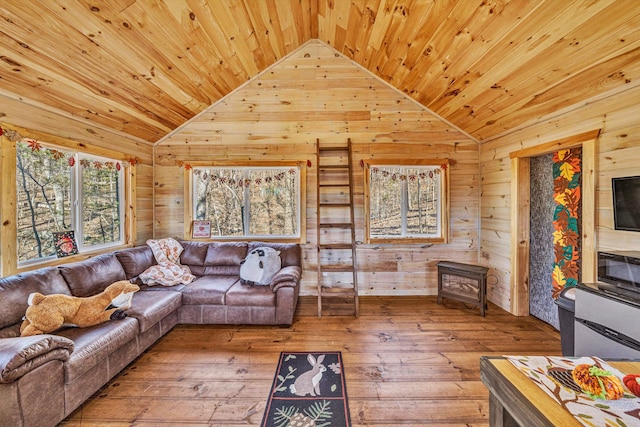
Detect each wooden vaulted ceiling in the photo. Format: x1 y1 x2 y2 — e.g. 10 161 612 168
0 0 639 144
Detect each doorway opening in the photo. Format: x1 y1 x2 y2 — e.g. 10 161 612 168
509 130 599 317
529 148 582 328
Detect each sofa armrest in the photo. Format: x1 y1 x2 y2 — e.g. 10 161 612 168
0 335 74 383
270 265 302 292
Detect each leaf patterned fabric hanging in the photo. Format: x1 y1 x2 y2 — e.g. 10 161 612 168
551 147 582 298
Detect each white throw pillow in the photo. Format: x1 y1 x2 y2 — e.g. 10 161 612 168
240 247 282 285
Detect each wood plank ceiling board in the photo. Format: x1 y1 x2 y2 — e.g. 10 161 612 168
0 0 313 142
0 0 638 143
456 1 640 139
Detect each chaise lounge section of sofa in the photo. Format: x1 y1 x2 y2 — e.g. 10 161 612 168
0 240 301 427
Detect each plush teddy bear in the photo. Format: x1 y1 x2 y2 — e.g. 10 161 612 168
20 280 140 337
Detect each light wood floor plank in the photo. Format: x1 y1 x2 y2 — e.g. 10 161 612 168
61 296 562 425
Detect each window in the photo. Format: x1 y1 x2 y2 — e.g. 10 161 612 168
364 160 449 244
16 141 124 263
192 165 303 239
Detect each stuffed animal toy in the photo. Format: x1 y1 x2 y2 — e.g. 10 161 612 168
20 280 140 337
240 247 282 285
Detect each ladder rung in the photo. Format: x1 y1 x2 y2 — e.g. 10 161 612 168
319 202 350 207
319 183 349 188
318 243 353 250
320 288 357 297
321 265 354 272
319 146 348 151
319 222 353 229
319 165 348 169
316 138 358 318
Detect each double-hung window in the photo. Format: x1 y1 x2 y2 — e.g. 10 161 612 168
16 141 125 264
363 160 449 244
191 163 305 240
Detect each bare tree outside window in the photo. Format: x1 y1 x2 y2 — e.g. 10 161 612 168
81 160 121 247
194 169 243 236
16 143 123 264
406 167 440 235
369 166 402 236
369 165 442 238
16 143 71 261
193 167 299 238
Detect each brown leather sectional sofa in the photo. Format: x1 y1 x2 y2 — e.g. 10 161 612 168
0 240 301 427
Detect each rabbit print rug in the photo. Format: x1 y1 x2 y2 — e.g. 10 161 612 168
261 351 351 427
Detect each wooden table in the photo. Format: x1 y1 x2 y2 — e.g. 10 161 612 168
480 356 640 426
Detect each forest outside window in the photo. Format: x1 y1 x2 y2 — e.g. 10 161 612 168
17 142 124 264
192 165 303 240
364 160 449 244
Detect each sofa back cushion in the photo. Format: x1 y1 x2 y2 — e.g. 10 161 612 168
115 246 156 279
205 242 247 266
179 241 210 266
59 253 126 297
179 241 247 276
0 267 71 330
248 242 301 267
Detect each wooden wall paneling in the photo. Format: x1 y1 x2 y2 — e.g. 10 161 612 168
581 138 597 283
182 168 193 240
507 131 598 316
124 163 137 247
154 40 479 297
154 165 186 239
0 133 17 276
510 157 530 317
481 83 640 314
0 119 154 275
0 94 155 164
135 163 155 245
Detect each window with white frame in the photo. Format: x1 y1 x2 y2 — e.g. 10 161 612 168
364 161 448 243
16 141 124 263
192 166 301 239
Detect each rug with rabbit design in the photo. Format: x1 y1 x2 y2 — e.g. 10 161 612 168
261 351 351 427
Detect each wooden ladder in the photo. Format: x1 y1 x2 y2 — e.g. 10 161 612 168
316 138 359 317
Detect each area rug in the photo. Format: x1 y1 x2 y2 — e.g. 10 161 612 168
261 351 351 427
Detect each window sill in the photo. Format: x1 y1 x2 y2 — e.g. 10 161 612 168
188 236 304 244
364 237 447 245
17 243 133 274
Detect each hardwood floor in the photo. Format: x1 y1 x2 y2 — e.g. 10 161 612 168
61 296 562 426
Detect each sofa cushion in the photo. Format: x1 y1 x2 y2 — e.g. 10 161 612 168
201 265 241 276
0 325 20 339
248 242 301 267
57 317 138 383
204 242 247 266
0 268 71 330
0 335 74 383
59 253 127 297
125 290 182 333
179 241 209 266
180 276 240 305
225 282 277 307
181 242 247 276
115 246 156 279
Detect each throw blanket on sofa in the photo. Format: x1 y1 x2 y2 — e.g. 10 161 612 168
139 238 195 287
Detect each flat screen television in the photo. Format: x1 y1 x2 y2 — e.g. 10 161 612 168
612 175 640 232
